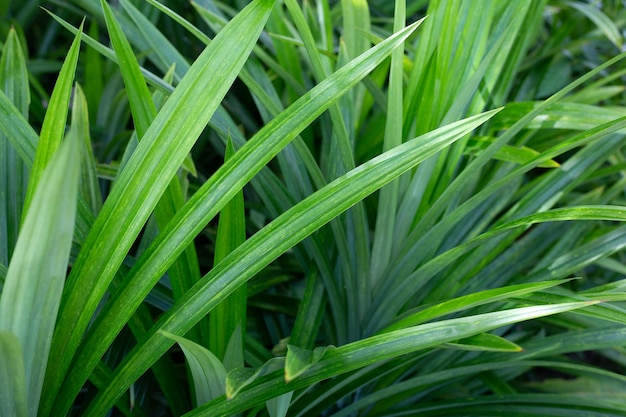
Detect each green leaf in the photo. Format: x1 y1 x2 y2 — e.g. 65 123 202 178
389 394 626 416
382 280 571 333
331 305 626 416
402 51 626 274
159 331 227 406
443 333 523 352
526 375 626 398
226 357 285 400
210 138 247 361
223 326 244 372
101 0 203 347
86 106 495 415
289 268 326 349
72 83 102 215
0 125 80 417
68 18 423 416
120 0 189 82
370 200 626 332
0 332 27 417
101 0 156 139
341 0 371 61
0 27 30 265
266 391 294 417
567 1 623 50
44 9 174 95
370 0 407 286
0 83 95 247
22 23 82 216
466 136 560 168
297 305 591 382
492 102 626 133
0 88 37 166
45 1 275 415
282 0 398 339
285 344 336 382
515 288 626 327
84 21 103 126
189 303 595 416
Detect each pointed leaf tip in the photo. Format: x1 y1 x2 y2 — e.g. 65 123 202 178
285 345 335 382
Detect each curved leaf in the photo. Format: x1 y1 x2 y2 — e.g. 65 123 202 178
160 331 227 406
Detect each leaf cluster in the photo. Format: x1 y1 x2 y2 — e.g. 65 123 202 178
1 0 626 416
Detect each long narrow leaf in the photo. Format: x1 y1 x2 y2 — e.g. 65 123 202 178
22 24 82 216
0 125 80 417
0 332 27 417
210 138 246 362
0 27 30 265
101 0 203 343
63 19 422 417
83 109 497 416
160 331 227 406
193 303 595 416
45 2 275 415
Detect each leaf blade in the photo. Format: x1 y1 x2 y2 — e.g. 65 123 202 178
22 24 82 216
0 125 80 417
47 1 276 414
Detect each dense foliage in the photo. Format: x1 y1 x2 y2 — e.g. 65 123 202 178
1 0 626 416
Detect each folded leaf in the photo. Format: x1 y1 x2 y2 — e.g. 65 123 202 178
285 344 335 382
226 358 286 399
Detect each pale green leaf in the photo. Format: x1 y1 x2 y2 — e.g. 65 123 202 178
266 391 294 417
226 357 285 399
223 325 244 372
0 127 80 417
160 331 227 406
285 344 336 382
0 332 27 417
